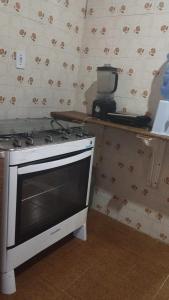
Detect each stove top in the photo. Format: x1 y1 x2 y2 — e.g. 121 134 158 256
0 118 90 151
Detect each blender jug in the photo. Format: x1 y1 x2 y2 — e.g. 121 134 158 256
97 65 118 96
92 65 118 119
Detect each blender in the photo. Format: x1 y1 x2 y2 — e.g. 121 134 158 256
92 64 118 119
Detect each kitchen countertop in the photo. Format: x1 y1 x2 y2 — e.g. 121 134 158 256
51 111 169 141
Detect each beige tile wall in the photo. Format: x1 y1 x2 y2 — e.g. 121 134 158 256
78 0 169 118
82 0 169 243
0 0 86 118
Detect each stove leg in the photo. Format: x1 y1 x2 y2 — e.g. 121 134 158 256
1 270 16 295
74 223 87 241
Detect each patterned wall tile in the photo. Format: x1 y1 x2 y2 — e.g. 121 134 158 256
78 0 169 116
0 0 86 118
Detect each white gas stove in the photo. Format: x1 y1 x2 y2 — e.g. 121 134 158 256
0 118 95 295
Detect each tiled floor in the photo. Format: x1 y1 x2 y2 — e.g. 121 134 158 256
1 210 169 299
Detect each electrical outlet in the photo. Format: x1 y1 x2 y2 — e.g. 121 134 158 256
16 51 26 69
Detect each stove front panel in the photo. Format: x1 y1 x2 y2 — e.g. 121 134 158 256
9 138 95 165
7 147 94 247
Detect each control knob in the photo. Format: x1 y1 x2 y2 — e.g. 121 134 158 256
13 138 22 148
45 135 53 143
25 137 34 146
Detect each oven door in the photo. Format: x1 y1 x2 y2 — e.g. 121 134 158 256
7 149 93 247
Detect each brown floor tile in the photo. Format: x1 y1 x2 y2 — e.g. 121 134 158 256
117 261 168 300
66 268 115 300
153 275 169 300
88 211 158 252
1 210 169 300
0 275 73 300
66 256 168 300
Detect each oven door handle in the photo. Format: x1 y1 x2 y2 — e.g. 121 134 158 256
18 150 93 175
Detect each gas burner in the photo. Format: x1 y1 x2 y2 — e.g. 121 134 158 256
0 118 90 150
61 134 69 140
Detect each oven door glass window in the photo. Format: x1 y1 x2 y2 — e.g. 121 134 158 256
16 157 90 244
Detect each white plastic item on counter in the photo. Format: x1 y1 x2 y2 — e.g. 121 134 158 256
161 53 169 101
152 100 169 136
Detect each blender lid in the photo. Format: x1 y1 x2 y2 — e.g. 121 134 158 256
97 65 118 72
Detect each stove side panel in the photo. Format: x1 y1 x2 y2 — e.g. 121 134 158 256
0 155 4 220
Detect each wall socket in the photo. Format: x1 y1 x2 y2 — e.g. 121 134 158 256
16 51 26 69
